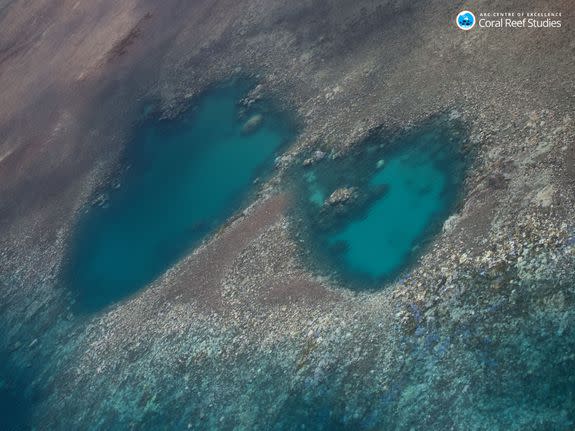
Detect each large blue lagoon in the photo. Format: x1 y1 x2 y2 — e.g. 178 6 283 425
63 79 295 311
293 118 468 285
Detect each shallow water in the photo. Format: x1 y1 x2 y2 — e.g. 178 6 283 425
294 119 467 284
2 103 574 430
63 79 295 311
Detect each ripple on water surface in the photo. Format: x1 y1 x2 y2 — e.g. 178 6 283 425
63 79 296 312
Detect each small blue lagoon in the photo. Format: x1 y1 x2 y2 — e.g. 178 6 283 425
63 79 295 311
293 118 468 285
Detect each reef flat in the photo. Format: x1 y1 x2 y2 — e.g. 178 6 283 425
0 0 573 429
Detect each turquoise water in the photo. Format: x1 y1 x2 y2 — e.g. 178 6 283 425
4 107 575 430
331 134 451 277
63 79 295 311
294 119 467 284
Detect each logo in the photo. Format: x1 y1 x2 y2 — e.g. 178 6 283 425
456 10 476 30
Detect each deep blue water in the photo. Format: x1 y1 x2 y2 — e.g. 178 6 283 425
293 118 467 285
0 375 28 431
62 79 295 312
0 363 30 431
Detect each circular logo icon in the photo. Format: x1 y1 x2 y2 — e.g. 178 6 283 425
456 10 476 30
